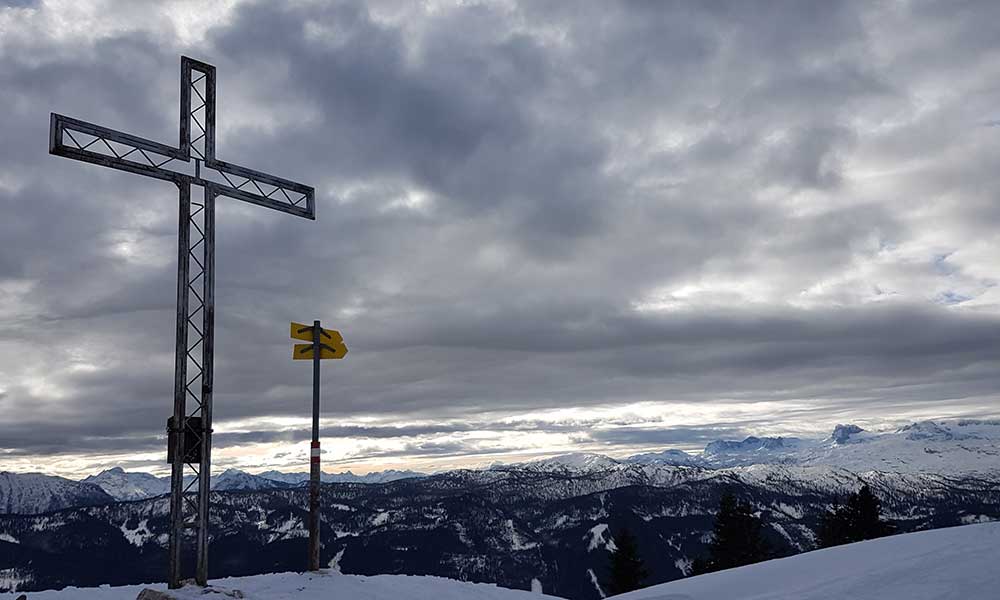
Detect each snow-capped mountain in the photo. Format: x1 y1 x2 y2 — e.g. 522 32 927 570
517 453 624 472
4 420 996 515
699 435 803 467
83 467 171 501
2 456 997 598
257 469 426 485
1 419 997 597
14 467 427 507
777 419 1000 474
618 521 1000 600
0 471 112 515
212 469 293 492
625 449 695 466
613 419 1000 474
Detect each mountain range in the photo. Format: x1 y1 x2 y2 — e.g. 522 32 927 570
0 419 997 598
3 419 999 514
0 466 428 514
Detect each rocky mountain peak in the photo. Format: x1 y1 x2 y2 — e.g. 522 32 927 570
831 424 864 444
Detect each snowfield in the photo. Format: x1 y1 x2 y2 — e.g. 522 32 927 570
0 571 563 599
617 521 1000 600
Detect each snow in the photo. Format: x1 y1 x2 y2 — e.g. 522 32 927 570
524 453 621 471
0 569 30 594
0 471 112 514
506 519 538 550
586 568 606 599
617 419 1000 475
617 522 1000 600
496 420 1000 480
266 516 306 543
673 557 692 577
585 523 617 552
258 469 426 485
84 468 170 501
0 571 564 599
119 518 153 547
0 533 17 544
212 469 287 492
628 449 694 465
328 548 345 572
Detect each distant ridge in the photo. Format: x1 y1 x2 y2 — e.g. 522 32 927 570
539 419 1000 474
4 419 997 513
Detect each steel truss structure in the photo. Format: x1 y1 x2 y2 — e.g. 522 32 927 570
49 56 315 588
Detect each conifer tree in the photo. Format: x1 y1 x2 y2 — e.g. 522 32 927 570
607 527 648 595
818 484 893 548
692 492 769 575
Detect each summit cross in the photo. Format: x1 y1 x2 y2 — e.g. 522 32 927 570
48 56 315 588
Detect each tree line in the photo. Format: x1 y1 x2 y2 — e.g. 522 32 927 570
604 484 893 596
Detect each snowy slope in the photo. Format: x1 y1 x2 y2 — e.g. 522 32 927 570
0 472 112 514
520 453 623 472
617 522 1000 600
211 469 291 491
0 571 565 599
83 468 171 501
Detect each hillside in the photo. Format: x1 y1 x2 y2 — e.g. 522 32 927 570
2 461 996 598
0 570 562 599
0 472 112 515
617 521 1000 600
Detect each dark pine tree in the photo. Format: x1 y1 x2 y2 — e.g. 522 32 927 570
692 492 769 575
817 503 851 548
851 485 893 540
607 527 648 596
818 484 894 549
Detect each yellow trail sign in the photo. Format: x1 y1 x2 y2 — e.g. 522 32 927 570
291 321 343 345
293 342 348 360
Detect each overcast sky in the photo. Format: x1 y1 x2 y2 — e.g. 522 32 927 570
2 0 1000 478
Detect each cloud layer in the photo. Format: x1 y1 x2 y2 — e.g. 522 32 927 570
2 0 1000 476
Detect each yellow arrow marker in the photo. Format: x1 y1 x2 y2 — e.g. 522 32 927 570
291 322 344 345
293 343 348 360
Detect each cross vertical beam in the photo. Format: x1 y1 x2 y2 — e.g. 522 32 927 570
168 182 191 587
48 56 315 589
166 57 218 588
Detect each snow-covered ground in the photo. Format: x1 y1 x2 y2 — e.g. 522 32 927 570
9 524 995 600
617 521 1000 600
0 571 562 599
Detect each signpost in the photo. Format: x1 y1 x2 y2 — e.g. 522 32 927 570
291 321 347 570
48 57 315 588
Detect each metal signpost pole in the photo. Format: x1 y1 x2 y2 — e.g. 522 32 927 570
290 322 347 571
48 56 315 589
309 320 322 571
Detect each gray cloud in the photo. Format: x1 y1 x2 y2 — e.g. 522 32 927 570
2 0 1000 476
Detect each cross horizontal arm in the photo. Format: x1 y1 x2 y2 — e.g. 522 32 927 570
49 113 315 220
50 112 188 184
203 158 315 220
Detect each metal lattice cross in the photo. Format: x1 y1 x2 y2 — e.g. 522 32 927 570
49 56 315 588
